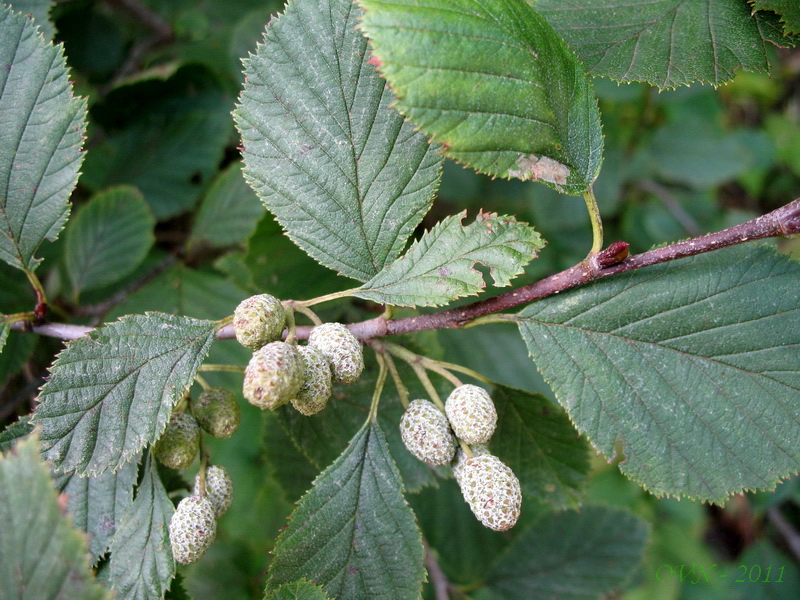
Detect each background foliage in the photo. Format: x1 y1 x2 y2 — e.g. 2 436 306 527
2 0 800 599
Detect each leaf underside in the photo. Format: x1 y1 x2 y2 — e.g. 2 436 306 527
355 211 544 307
519 244 800 502
35 312 218 475
235 0 442 282
0 5 86 273
357 0 603 194
535 0 784 89
266 422 425 600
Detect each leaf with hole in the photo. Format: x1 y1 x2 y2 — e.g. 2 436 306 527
518 244 800 502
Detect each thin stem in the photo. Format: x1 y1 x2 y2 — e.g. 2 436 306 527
194 374 211 391
196 438 208 496
284 307 297 345
462 313 518 328
412 363 444 411
583 186 604 255
426 363 462 388
368 352 388 423
429 361 493 386
299 288 359 307
289 302 323 326
197 364 245 374
381 350 410 409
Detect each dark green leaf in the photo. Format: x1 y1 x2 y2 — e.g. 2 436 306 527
753 0 800 34
0 4 86 272
55 455 139 564
0 433 111 600
0 319 8 355
518 244 800 502
491 386 590 508
263 413 319 504
188 162 264 250
536 0 777 89
235 0 442 281
65 186 155 298
266 422 425 599
35 313 218 475
482 505 647 599
266 580 331 600
0 414 33 453
109 453 176 600
358 0 603 194
7 0 55 39
355 211 544 307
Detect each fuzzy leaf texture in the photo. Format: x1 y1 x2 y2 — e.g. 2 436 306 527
518 244 800 502
109 453 176 600
35 313 218 475
235 0 442 282
0 4 86 273
266 580 331 600
0 433 111 600
55 456 139 565
7 0 55 39
481 505 648 600
357 0 603 194
535 0 793 89
265 422 425 599
355 211 543 307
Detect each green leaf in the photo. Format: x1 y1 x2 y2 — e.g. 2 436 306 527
357 0 603 194
535 0 779 89
753 0 800 34
0 4 86 273
109 453 176 600
355 211 544 307
481 505 647 599
65 186 156 298
55 455 139 564
265 422 425 599
0 433 111 600
490 386 590 509
0 414 33 453
0 319 8 355
235 0 442 282
266 580 331 600
34 312 218 475
518 244 800 502
188 162 264 250
7 0 54 39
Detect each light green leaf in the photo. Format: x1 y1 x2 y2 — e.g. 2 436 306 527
34 312 218 475
482 505 647 599
235 0 442 282
188 162 263 250
265 422 425 599
491 386 590 509
65 186 155 298
535 0 780 89
0 319 8 355
753 0 800 34
266 580 331 600
355 211 544 307
0 414 33 453
55 455 139 565
358 0 603 194
109 453 176 600
518 244 800 502
0 433 111 600
6 0 54 39
0 4 86 273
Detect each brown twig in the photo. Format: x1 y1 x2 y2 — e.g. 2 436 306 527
423 538 452 600
10 198 800 342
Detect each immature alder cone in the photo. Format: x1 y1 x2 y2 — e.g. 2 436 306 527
195 465 233 518
445 384 497 445
400 399 456 466
459 454 521 531
233 294 286 350
452 443 489 486
291 345 333 416
169 495 217 564
308 322 364 384
243 341 303 410
153 412 200 470
192 387 240 438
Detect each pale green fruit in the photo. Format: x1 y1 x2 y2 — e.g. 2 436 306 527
195 465 233 518
399 399 456 466
445 384 497 445
169 495 217 564
451 443 489 486
233 294 286 350
291 345 333 416
308 322 364 384
458 454 521 532
242 342 303 410
192 388 240 438
153 412 200 470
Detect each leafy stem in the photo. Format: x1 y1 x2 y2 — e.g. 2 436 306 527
583 186 604 255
